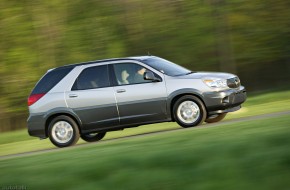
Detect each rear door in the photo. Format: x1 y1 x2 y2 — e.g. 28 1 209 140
110 62 168 125
65 64 119 131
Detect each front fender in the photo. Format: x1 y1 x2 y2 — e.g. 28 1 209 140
166 88 205 120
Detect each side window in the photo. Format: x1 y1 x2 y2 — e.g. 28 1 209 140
31 67 73 95
113 63 151 85
72 65 109 90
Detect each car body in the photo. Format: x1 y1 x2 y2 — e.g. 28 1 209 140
27 56 247 147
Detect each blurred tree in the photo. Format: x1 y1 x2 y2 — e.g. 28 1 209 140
210 0 236 74
0 0 290 131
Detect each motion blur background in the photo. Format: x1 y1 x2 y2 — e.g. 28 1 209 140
0 0 289 131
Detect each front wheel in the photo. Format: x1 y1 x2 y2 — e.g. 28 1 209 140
81 132 106 142
48 115 80 148
173 95 207 128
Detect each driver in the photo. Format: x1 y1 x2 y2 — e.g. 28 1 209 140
134 67 147 83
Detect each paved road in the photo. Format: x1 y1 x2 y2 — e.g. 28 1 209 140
1 110 290 160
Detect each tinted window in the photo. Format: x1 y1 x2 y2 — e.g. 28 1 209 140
31 67 73 94
72 65 109 90
113 63 152 85
142 57 191 76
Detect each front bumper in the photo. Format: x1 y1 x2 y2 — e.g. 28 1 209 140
203 86 247 115
27 114 47 139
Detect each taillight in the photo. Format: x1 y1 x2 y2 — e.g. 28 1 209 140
28 93 45 106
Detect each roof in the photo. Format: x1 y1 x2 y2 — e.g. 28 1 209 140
54 56 153 71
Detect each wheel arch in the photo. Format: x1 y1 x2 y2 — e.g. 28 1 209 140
167 89 207 121
44 109 82 137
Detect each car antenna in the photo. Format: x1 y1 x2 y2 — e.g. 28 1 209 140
147 51 151 56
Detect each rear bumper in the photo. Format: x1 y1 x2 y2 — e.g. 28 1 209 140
203 86 247 115
27 114 47 139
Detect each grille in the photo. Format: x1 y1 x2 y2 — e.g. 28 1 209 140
227 77 240 88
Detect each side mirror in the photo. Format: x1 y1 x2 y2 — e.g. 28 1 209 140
144 71 161 82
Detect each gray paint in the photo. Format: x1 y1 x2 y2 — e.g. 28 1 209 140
65 87 119 130
177 72 237 80
27 56 247 139
28 107 83 138
117 98 168 125
203 86 246 112
27 114 47 138
113 81 167 125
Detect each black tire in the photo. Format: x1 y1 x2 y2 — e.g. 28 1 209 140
173 95 207 128
81 132 106 142
48 115 80 148
205 113 227 123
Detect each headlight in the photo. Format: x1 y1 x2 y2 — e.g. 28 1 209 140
203 78 228 88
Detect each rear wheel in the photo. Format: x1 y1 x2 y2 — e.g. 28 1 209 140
173 95 207 128
205 113 227 123
48 115 80 148
81 132 106 142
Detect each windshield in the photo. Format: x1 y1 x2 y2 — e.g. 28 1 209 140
142 57 191 76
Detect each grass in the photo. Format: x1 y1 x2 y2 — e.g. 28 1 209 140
0 115 290 189
226 90 290 119
0 123 180 157
0 90 290 156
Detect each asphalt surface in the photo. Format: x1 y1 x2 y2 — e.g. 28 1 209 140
1 110 290 160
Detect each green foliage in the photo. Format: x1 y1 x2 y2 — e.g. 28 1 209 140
0 0 290 115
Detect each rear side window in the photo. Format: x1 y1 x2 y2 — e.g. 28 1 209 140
72 65 110 90
31 67 73 95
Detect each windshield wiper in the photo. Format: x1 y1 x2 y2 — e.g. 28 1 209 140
173 71 194 77
185 71 194 75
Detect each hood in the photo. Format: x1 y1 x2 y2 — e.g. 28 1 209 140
176 72 237 80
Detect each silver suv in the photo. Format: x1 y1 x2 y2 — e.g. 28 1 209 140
27 56 246 147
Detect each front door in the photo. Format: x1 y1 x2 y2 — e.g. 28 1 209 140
111 62 167 125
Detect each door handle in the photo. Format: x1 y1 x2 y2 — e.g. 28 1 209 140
69 94 78 98
116 89 126 93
